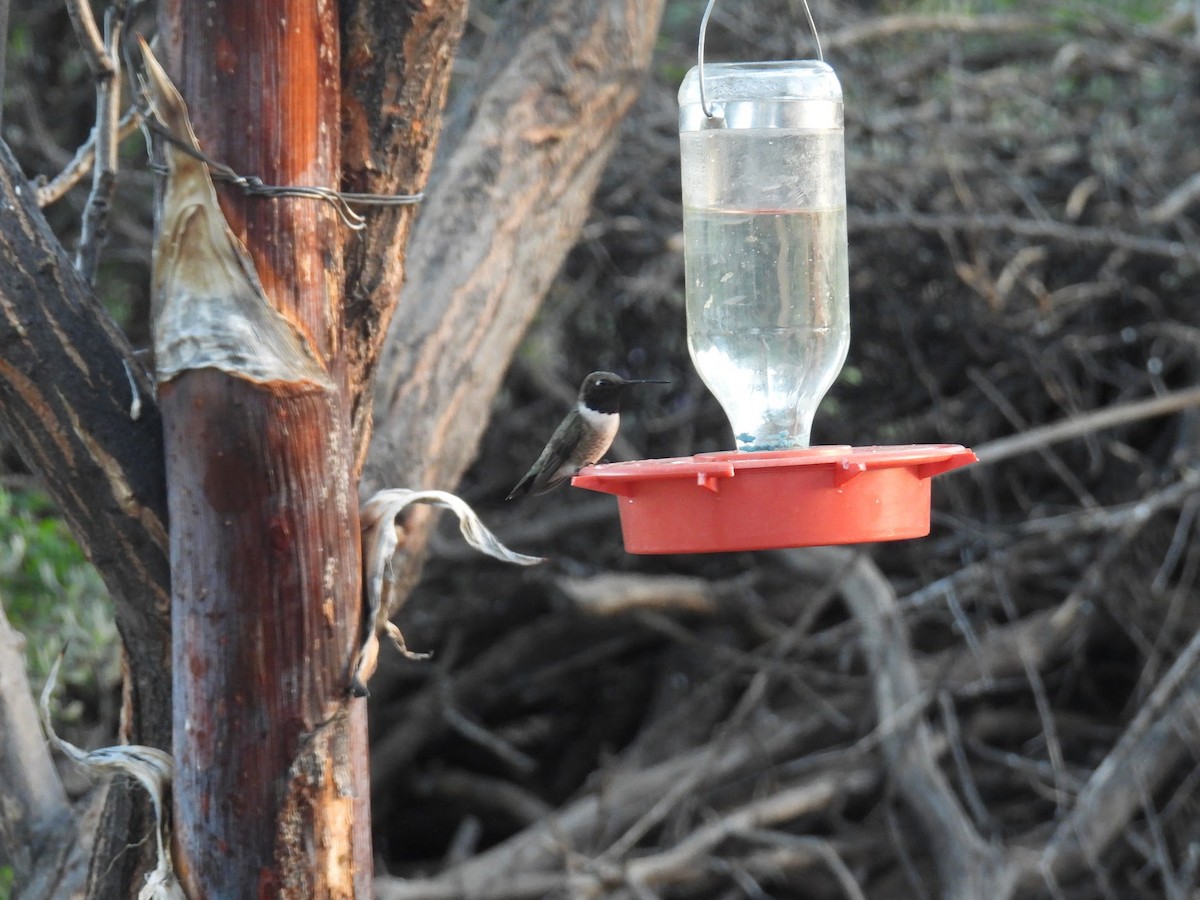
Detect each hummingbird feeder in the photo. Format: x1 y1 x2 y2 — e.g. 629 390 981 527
571 0 976 553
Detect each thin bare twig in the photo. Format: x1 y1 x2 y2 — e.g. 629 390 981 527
66 0 124 284
824 12 1043 51
973 386 1200 466
36 107 141 208
623 770 877 892
441 702 539 776
969 367 1097 507
745 832 870 900
793 548 1016 900
1016 623 1200 890
1145 171 1200 224
1010 476 1200 540
558 572 718 616
0 0 10 133
851 211 1200 265
938 690 993 833
65 0 109 67
993 571 1071 810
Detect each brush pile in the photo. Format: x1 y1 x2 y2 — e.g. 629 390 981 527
370 5 1200 898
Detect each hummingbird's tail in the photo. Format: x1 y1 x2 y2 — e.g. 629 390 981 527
505 473 534 501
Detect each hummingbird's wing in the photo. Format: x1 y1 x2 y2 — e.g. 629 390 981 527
506 416 577 500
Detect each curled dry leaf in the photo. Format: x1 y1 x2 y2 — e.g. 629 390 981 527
132 37 332 391
40 653 181 899
352 489 543 695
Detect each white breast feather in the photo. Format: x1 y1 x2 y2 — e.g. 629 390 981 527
570 402 620 471
578 402 619 438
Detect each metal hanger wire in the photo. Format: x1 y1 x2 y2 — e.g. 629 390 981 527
697 0 824 119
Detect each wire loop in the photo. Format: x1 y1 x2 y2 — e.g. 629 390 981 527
140 114 423 232
697 0 824 120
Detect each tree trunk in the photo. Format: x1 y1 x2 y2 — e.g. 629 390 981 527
0 143 171 744
0 139 171 898
154 1 369 895
363 0 668 593
0 0 469 891
340 0 470 473
0 0 657 891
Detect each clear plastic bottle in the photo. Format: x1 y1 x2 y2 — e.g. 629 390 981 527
679 61 850 451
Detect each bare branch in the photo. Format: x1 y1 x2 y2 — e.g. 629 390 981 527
782 548 1015 899
558 572 718 616
375 699 839 896
1145 172 1200 224
824 12 1043 51
1015 623 1200 891
0 602 73 890
0 140 170 746
376 768 878 899
70 2 124 284
623 769 877 893
0 0 9 132
851 210 1200 265
36 107 141 208
974 387 1200 466
923 596 1090 693
65 0 112 75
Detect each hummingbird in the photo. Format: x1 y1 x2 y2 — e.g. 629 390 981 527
506 371 666 500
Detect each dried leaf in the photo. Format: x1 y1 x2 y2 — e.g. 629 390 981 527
352 489 543 693
41 653 180 899
133 37 331 390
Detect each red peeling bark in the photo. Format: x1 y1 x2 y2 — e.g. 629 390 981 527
155 1 369 895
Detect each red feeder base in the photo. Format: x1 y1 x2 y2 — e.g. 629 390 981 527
571 444 977 554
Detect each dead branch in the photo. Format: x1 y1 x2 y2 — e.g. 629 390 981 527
825 12 1043 50
377 700 842 896
35 108 141 208
810 549 1016 899
0 0 9 133
65 0 123 284
923 596 1089 694
0 603 76 896
1145 171 1200 224
622 768 878 894
1014 623 1200 892
557 573 718 616
0 141 170 744
975 387 1200 466
851 211 1200 265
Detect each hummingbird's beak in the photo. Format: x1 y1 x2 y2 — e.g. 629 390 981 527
626 379 669 385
